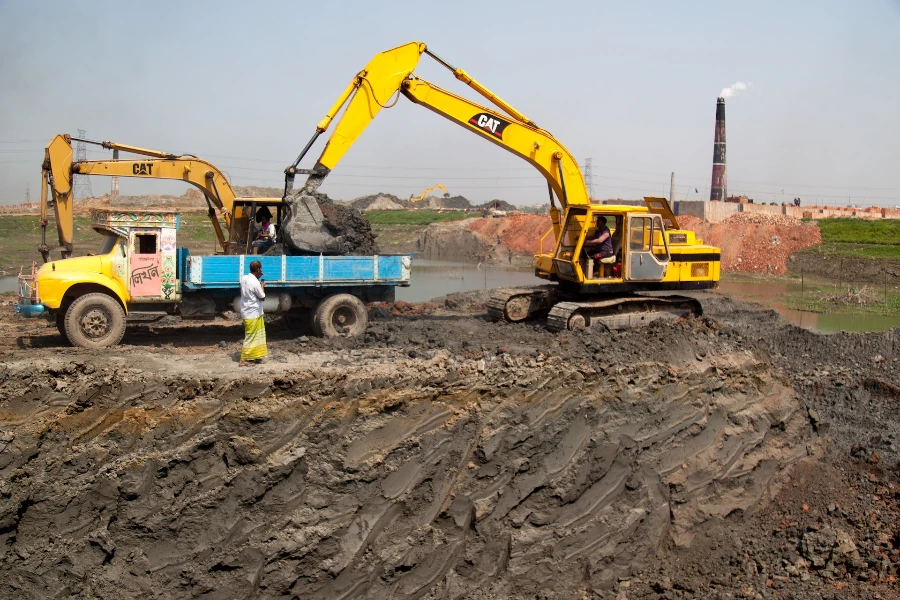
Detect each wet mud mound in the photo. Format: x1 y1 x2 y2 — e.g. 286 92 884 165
316 192 379 256
264 191 378 256
0 318 813 598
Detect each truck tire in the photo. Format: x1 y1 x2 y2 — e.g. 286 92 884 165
64 293 127 348
312 294 367 338
55 310 67 338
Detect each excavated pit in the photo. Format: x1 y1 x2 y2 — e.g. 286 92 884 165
0 304 818 599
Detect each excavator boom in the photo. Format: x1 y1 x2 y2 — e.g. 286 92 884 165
40 134 237 260
281 41 588 252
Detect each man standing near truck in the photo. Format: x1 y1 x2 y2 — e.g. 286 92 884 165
239 260 267 366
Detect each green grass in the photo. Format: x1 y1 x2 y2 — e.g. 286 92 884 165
799 218 900 260
816 218 900 245
802 242 900 260
364 210 479 225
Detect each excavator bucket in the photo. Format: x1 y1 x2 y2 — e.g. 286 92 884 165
280 192 345 254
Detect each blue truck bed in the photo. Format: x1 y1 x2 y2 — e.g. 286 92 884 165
179 251 411 290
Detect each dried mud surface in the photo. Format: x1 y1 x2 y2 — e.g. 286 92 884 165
0 293 898 599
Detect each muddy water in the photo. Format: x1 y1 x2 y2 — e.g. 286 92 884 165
0 276 17 294
395 260 536 303
716 280 900 334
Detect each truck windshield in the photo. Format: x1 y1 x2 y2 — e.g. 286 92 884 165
97 232 123 255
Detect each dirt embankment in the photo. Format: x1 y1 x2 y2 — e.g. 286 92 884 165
1 294 898 599
788 252 900 281
416 213 823 274
678 213 822 274
416 214 551 261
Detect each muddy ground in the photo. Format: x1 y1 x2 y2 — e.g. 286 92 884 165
0 292 898 599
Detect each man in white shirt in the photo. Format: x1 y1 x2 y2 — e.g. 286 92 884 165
239 260 267 366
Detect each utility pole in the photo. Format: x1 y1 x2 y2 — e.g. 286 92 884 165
25 183 30 206
72 128 93 201
669 172 675 203
111 149 120 198
583 158 595 200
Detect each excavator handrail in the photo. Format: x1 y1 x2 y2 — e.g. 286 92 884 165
39 134 242 260
538 225 555 255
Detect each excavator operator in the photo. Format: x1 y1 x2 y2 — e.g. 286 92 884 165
585 216 615 264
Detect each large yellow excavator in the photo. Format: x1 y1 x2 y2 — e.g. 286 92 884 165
409 183 449 202
279 41 720 330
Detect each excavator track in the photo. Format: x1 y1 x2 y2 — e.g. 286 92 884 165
546 295 702 332
487 286 558 322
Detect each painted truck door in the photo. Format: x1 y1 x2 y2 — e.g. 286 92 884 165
626 215 669 281
129 230 162 298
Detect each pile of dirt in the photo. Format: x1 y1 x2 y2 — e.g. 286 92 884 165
1 294 898 599
350 192 410 211
722 212 803 227
468 214 553 254
365 197 404 210
475 199 518 211
0 301 817 598
678 215 822 274
265 190 378 256
317 192 379 255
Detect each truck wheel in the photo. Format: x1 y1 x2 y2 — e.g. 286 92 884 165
312 294 367 338
64 293 127 348
55 310 67 338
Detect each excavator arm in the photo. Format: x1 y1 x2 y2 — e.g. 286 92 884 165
410 183 449 202
41 134 236 261
281 41 589 252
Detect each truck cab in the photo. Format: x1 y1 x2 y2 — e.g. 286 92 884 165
17 209 411 348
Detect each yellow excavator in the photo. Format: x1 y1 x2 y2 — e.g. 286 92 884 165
278 41 720 330
409 183 450 202
38 134 334 261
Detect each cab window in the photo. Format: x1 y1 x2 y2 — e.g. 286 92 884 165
135 233 157 254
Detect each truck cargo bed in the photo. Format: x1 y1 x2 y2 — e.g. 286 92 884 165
180 252 411 290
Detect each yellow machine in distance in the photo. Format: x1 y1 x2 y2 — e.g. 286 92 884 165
410 183 450 202
279 41 720 330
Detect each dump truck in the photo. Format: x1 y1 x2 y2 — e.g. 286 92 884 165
16 209 410 348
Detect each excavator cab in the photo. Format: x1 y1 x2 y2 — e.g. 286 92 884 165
226 200 284 255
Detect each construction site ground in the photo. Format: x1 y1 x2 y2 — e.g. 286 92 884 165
1 291 898 599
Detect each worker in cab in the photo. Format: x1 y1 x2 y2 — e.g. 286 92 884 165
585 216 616 264
252 215 276 254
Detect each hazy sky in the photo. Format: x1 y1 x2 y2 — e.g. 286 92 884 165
1 0 899 207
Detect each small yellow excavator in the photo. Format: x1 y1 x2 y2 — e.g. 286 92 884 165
282 42 720 330
37 135 333 261
409 183 450 202
278 41 720 330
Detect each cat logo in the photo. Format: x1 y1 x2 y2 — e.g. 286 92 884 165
468 113 510 140
132 163 154 175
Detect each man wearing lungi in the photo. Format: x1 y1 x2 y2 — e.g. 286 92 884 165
239 260 267 366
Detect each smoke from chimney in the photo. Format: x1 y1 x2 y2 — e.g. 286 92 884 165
720 81 750 99
709 97 727 202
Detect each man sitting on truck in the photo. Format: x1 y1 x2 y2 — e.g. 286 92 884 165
239 260 267 366
252 215 276 254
